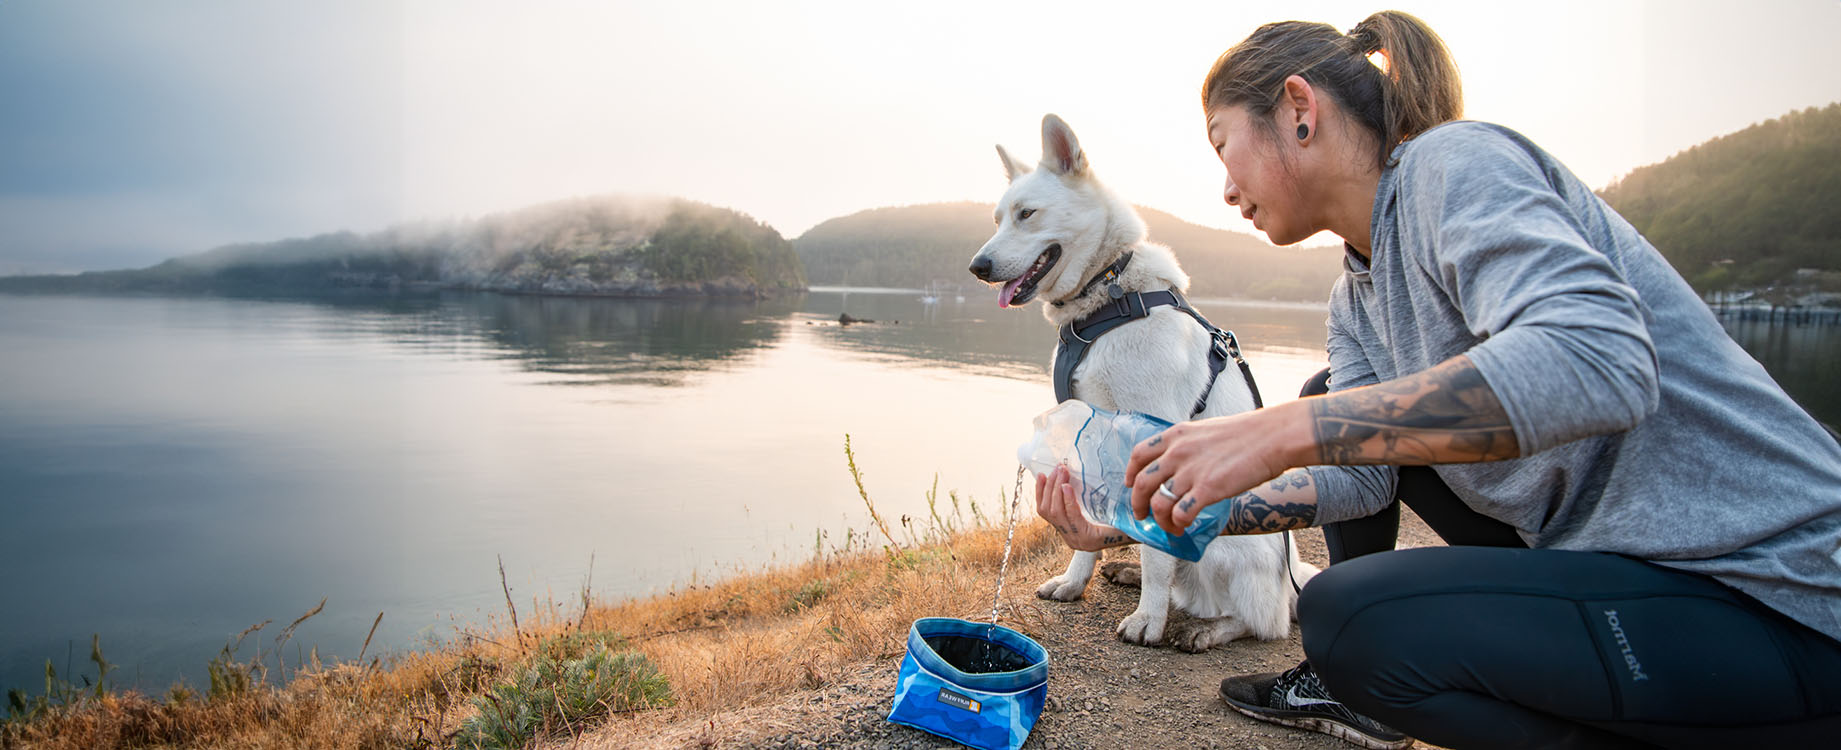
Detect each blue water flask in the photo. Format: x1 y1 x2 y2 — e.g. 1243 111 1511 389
1016 400 1226 561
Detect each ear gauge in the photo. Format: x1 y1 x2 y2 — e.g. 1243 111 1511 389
1297 124 1309 141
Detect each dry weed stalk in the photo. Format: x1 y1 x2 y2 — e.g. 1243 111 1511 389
841 433 899 550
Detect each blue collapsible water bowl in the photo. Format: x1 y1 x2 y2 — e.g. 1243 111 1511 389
887 617 1050 750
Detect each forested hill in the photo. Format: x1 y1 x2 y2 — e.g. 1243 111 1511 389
0 196 806 298
1599 102 1841 292
792 202 1344 302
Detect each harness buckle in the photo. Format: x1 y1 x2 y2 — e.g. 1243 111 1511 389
1213 329 1244 363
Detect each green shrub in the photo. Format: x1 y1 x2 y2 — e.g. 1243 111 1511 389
787 579 832 612
4 635 115 724
454 645 671 749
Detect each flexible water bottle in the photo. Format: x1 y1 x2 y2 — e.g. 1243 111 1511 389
1017 400 1226 562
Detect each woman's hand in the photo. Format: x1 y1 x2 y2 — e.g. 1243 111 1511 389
1124 401 1312 536
1033 464 1134 551
1124 355 1520 536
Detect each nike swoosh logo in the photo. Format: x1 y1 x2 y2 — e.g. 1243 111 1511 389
1284 685 1340 708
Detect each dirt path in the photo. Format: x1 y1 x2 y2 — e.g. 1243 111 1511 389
624 510 1446 750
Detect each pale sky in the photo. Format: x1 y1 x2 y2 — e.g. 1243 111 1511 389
3 0 1839 275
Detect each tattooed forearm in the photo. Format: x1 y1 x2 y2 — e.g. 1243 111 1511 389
1222 489 1317 534
1209 469 1319 535
1310 355 1519 465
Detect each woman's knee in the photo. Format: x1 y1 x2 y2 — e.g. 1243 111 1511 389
1296 550 1414 665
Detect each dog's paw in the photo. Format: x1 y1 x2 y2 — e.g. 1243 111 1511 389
1099 560 1141 587
1170 624 1222 653
1034 574 1088 602
1169 617 1251 653
1114 609 1166 646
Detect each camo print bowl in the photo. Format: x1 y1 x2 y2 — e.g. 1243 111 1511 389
887 617 1049 750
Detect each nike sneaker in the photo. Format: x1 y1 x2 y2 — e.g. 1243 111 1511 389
1218 660 1413 750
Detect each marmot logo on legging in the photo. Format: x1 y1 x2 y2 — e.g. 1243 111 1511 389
1603 610 1650 682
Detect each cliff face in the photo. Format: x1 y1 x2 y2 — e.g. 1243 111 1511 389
0 196 808 298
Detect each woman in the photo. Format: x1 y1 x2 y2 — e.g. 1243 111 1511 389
1035 11 1841 750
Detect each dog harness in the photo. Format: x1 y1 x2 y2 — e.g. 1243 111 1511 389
1050 252 1263 418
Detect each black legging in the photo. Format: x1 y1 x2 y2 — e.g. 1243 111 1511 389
1295 369 1841 748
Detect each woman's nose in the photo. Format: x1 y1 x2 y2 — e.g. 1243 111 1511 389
1223 176 1240 207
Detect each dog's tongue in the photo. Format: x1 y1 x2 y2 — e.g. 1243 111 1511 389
998 276 1024 308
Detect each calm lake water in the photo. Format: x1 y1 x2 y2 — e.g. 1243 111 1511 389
0 288 1834 693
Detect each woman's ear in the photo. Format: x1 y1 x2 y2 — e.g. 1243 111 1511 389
1281 75 1317 144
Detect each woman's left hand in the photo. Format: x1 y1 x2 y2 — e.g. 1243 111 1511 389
1034 464 1133 551
1125 402 1308 535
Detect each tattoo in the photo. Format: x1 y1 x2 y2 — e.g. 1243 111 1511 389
1310 356 1519 465
1145 462 1159 475
1178 497 1196 513
1269 472 1311 492
1221 488 1317 534
1149 436 1162 447
1100 534 1129 545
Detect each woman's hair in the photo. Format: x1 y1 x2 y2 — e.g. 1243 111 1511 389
1202 10 1462 167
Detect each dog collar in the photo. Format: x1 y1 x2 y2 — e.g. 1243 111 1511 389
1050 251 1134 308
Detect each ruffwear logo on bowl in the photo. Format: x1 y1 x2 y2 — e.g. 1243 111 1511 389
936 688 982 713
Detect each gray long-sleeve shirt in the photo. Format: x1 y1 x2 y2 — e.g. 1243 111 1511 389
1307 121 1841 641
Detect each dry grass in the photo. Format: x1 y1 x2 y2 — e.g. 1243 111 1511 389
588 518 1061 714
1 465 1062 750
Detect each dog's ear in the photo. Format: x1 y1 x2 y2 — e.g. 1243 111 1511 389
996 144 1032 182
1040 114 1088 177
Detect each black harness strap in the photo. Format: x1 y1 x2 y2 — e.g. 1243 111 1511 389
1052 286 1263 418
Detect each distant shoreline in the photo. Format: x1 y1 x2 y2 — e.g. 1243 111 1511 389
812 284 1333 311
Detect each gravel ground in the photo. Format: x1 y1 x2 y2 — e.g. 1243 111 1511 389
629 508 1446 750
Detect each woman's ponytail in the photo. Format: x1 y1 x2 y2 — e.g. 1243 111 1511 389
1349 11 1463 159
1203 10 1463 166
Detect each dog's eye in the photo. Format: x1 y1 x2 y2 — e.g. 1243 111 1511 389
1018 208 1035 221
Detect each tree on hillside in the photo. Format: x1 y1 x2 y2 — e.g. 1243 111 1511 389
1600 102 1841 292
637 202 805 289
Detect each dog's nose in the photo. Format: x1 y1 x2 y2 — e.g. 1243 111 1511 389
968 256 994 281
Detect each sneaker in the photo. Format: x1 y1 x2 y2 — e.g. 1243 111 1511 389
1219 661 1413 750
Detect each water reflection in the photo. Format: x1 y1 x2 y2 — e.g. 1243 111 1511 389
804 288 1056 379
186 287 1326 391
1720 316 1841 428
445 293 799 387
805 287 1330 384
200 291 802 388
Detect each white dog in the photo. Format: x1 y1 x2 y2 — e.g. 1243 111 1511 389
968 114 1318 652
